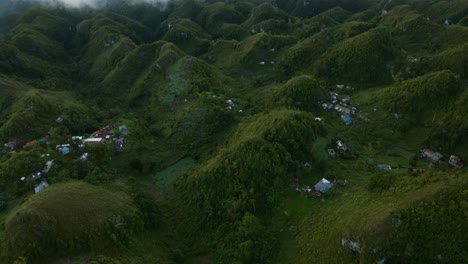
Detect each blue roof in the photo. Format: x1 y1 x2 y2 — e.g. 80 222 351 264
61 146 70 155
344 115 353 125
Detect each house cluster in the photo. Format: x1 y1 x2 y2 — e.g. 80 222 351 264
20 159 54 194
420 149 464 169
62 125 128 155
4 121 129 194
322 84 359 126
224 99 243 113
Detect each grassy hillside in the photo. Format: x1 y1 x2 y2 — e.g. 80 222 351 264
0 1 466 263
2 181 143 261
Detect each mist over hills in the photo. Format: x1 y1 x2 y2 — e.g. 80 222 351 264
0 0 467 263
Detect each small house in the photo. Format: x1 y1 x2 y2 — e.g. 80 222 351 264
448 155 464 169
118 125 128 135
92 126 114 138
314 178 334 194
322 103 333 110
328 149 336 157
342 114 353 125
334 105 351 114
226 99 235 107
34 180 49 193
115 137 124 153
61 146 70 155
23 140 37 148
4 140 16 150
42 160 53 173
420 149 443 162
80 153 89 160
83 138 104 145
376 165 392 170
336 140 349 152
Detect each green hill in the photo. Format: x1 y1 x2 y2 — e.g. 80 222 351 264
0 1 467 263
2 181 143 261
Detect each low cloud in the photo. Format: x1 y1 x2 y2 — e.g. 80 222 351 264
27 0 171 9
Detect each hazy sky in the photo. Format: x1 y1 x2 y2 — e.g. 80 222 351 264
28 0 170 8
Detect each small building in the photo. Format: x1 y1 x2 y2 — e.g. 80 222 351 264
60 146 70 155
80 153 89 160
34 180 49 193
4 140 16 150
376 164 392 171
226 99 235 107
335 105 351 114
115 137 124 153
42 160 54 173
322 103 333 110
118 125 128 135
341 238 360 253
92 126 114 138
342 114 353 125
83 138 104 145
314 178 334 194
328 149 336 157
336 140 349 152
23 140 37 148
420 149 443 162
448 155 464 169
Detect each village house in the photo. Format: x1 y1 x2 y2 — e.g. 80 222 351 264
23 140 37 148
420 149 443 163
4 140 16 150
314 178 334 195
336 140 349 152
83 138 104 145
42 160 54 173
448 155 464 169
322 103 333 110
335 105 351 114
118 125 128 135
56 144 70 155
80 153 89 160
115 136 125 153
342 114 353 125
34 180 49 193
376 164 392 170
92 126 114 138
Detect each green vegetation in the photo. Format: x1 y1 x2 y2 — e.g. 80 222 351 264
2 181 143 261
0 1 467 263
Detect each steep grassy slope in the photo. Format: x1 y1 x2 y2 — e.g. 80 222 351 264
2 181 143 261
0 1 467 263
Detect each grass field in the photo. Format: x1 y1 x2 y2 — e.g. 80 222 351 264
153 157 196 187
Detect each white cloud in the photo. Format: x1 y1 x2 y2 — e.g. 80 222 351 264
27 0 170 9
